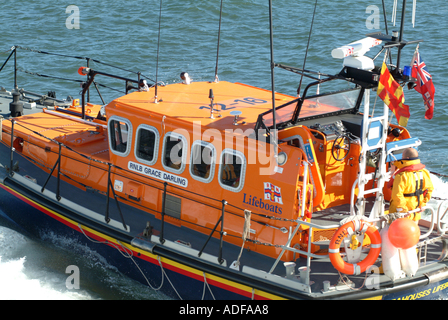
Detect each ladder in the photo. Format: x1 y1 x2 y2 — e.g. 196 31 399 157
352 89 390 220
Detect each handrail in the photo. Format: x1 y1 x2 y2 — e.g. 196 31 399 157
41 142 62 201
104 162 127 230
0 46 156 107
268 162 335 274
160 182 167 244
0 47 16 82
7 115 446 271
436 200 448 234
198 199 227 265
4 118 259 258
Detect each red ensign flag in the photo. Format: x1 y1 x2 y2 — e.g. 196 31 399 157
411 48 435 120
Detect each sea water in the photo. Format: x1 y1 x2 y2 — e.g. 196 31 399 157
0 0 446 299
0 223 168 300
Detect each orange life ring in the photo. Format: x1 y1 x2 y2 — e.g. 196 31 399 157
329 219 381 275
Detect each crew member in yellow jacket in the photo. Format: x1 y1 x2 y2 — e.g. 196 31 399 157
388 148 434 221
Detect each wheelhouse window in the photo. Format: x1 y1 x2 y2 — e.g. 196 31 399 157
258 86 361 129
218 149 245 192
108 116 132 157
135 124 159 166
190 141 215 183
162 132 187 173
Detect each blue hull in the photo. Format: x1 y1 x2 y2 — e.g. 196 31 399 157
1 175 448 300
0 180 257 300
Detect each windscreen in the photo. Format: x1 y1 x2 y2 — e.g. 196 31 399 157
260 87 361 128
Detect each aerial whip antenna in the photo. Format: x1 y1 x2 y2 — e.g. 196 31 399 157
412 0 416 27
214 0 224 83
392 0 398 26
297 0 318 97
153 0 163 103
268 0 277 149
381 0 393 65
396 0 408 70
381 0 389 35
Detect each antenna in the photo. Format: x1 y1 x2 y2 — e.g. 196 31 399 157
381 0 389 35
153 0 163 103
395 0 408 70
268 0 277 148
297 0 318 97
214 0 224 83
381 0 394 65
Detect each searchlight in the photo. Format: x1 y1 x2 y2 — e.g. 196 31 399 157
331 37 382 71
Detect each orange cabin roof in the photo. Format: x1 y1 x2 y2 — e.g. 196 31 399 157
107 81 296 132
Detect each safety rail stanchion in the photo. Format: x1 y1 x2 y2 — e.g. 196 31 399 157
41 143 62 195
0 47 16 75
300 160 309 218
56 143 62 201
160 182 167 244
104 162 127 230
104 163 112 224
269 161 309 273
14 46 17 89
86 58 90 103
218 199 227 265
420 207 435 239
436 200 448 234
9 119 14 177
198 200 226 265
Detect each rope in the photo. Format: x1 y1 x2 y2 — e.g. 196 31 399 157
234 210 252 268
77 224 167 295
337 270 370 291
201 272 216 300
157 256 183 300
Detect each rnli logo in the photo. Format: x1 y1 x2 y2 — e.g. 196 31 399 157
263 182 283 204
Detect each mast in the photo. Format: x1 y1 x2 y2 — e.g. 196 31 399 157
268 0 277 147
153 0 163 103
214 0 224 83
395 0 407 71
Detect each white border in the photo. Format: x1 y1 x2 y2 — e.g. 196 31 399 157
218 148 246 193
189 140 216 184
134 124 159 166
161 131 188 174
108 115 133 157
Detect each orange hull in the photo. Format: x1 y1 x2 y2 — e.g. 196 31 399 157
0 80 413 262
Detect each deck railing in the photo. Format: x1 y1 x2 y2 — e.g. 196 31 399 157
4 116 302 266
4 115 448 278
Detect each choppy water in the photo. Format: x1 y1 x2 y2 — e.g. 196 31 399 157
0 0 447 299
